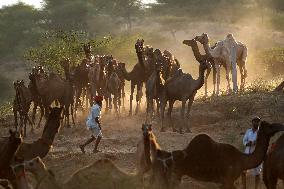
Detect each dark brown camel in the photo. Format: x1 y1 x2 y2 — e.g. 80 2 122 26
29 66 73 127
263 133 284 188
145 49 165 123
160 39 210 132
15 107 63 161
148 121 284 189
13 80 34 137
28 66 45 128
0 130 22 189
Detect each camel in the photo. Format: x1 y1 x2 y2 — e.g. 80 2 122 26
14 107 63 161
13 80 34 137
28 66 45 128
183 39 213 97
195 33 248 95
104 58 122 114
88 62 101 101
24 157 146 189
0 130 22 189
145 49 165 123
13 164 33 189
148 121 284 189
263 133 284 188
29 66 74 127
160 40 210 132
116 62 145 115
24 157 61 189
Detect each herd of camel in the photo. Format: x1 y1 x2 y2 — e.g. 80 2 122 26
12 33 251 136
0 33 284 189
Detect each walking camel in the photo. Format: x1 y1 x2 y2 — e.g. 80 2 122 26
160 39 210 133
195 33 248 95
146 121 284 189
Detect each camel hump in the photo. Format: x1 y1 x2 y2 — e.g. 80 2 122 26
186 134 214 151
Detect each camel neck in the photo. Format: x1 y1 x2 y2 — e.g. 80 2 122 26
194 66 206 91
41 116 60 145
241 132 269 170
137 52 144 68
0 141 19 169
190 44 203 62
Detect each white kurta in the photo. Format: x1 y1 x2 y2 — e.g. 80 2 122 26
243 128 262 176
86 104 102 138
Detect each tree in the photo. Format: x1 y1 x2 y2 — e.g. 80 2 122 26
43 0 92 31
0 3 42 60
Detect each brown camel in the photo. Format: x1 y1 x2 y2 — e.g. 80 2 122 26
263 133 284 188
104 58 122 114
145 49 165 123
24 157 61 189
149 121 284 189
15 107 63 161
195 33 248 95
183 39 213 97
0 130 22 189
63 159 144 189
25 157 146 189
13 80 34 137
12 164 32 189
160 40 210 132
29 67 73 127
28 66 45 128
116 62 145 115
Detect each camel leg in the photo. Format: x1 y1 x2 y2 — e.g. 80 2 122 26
71 103 75 126
215 64 221 96
156 99 160 119
205 67 211 97
122 85 125 110
167 99 175 132
180 100 186 134
186 92 196 133
213 64 217 95
160 95 167 132
37 104 44 128
135 84 142 115
129 83 135 116
13 108 18 132
32 102 37 124
225 59 232 94
105 96 109 114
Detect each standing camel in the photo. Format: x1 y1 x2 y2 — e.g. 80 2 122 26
13 80 34 137
104 59 122 115
263 133 284 188
145 121 284 189
29 65 74 127
160 39 210 133
195 33 248 95
145 49 165 123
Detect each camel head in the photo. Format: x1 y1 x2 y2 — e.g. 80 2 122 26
135 39 144 54
182 39 197 47
24 157 47 175
194 33 209 45
258 121 284 138
8 129 22 146
142 123 152 138
144 45 154 57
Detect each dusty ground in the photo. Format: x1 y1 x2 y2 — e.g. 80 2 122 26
1 91 284 189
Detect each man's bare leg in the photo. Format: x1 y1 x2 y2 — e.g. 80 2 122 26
79 135 95 154
93 136 102 153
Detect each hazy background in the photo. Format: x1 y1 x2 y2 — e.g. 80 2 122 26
0 0 284 102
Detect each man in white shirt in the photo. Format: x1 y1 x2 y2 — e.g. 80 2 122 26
79 96 103 153
242 116 261 189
